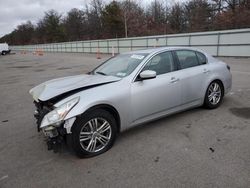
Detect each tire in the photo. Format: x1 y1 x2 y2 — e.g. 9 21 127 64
70 109 117 158
1 51 6 55
204 81 224 109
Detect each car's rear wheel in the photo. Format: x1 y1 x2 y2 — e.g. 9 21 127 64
70 109 117 158
204 81 223 109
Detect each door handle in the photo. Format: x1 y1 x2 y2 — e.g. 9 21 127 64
203 69 210 74
170 77 180 83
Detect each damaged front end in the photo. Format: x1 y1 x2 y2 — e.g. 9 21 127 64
29 73 121 154
33 97 79 152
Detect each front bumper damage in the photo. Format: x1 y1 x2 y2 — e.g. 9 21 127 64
33 101 74 152
42 125 66 152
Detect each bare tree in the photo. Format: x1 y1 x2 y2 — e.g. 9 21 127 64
85 0 104 39
1 0 250 45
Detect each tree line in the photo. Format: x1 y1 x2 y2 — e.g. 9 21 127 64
1 0 250 45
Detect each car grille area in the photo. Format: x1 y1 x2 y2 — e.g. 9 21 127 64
33 101 65 152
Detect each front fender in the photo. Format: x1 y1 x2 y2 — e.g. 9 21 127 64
65 99 119 120
62 99 119 134
54 81 131 133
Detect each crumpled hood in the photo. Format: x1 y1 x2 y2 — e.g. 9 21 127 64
29 74 121 102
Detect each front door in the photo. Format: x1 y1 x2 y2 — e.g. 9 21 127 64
130 51 182 124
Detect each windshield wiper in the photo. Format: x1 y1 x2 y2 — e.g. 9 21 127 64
96 71 107 76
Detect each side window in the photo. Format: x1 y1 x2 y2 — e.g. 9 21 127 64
142 51 175 75
175 50 199 69
196 52 207 65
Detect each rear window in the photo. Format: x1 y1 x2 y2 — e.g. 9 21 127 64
196 52 207 65
175 50 199 69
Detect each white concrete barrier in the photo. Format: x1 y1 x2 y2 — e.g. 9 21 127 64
11 28 250 57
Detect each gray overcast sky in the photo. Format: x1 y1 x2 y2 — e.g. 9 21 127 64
0 0 185 37
0 0 87 37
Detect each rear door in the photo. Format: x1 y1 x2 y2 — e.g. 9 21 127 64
173 50 210 105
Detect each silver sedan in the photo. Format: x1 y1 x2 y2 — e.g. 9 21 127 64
30 47 232 157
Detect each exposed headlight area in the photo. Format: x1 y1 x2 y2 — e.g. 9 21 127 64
40 97 79 129
33 97 79 152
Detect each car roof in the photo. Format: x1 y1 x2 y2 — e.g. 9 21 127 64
123 46 203 55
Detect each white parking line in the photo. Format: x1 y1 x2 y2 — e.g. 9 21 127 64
231 70 250 75
230 88 250 94
0 175 8 181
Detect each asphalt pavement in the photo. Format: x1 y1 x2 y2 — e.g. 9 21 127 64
0 52 250 188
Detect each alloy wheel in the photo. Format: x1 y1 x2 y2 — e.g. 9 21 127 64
208 82 221 105
79 117 112 153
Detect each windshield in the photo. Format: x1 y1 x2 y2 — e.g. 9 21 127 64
93 53 149 78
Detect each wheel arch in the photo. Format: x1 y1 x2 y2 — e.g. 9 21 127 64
209 79 225 96
83 104 121 133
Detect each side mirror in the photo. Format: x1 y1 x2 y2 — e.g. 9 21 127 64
139 70 156 80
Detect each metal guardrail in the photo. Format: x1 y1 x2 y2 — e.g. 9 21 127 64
11 28 250 57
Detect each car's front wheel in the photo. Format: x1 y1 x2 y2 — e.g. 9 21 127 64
70 109 117 158
204 81 224 109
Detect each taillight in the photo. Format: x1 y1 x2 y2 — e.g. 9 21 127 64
226 65 230 71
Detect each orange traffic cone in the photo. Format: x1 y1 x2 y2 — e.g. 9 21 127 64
96 48 101 59
38 49 44 56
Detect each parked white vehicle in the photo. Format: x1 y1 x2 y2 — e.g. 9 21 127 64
0 43 11 55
